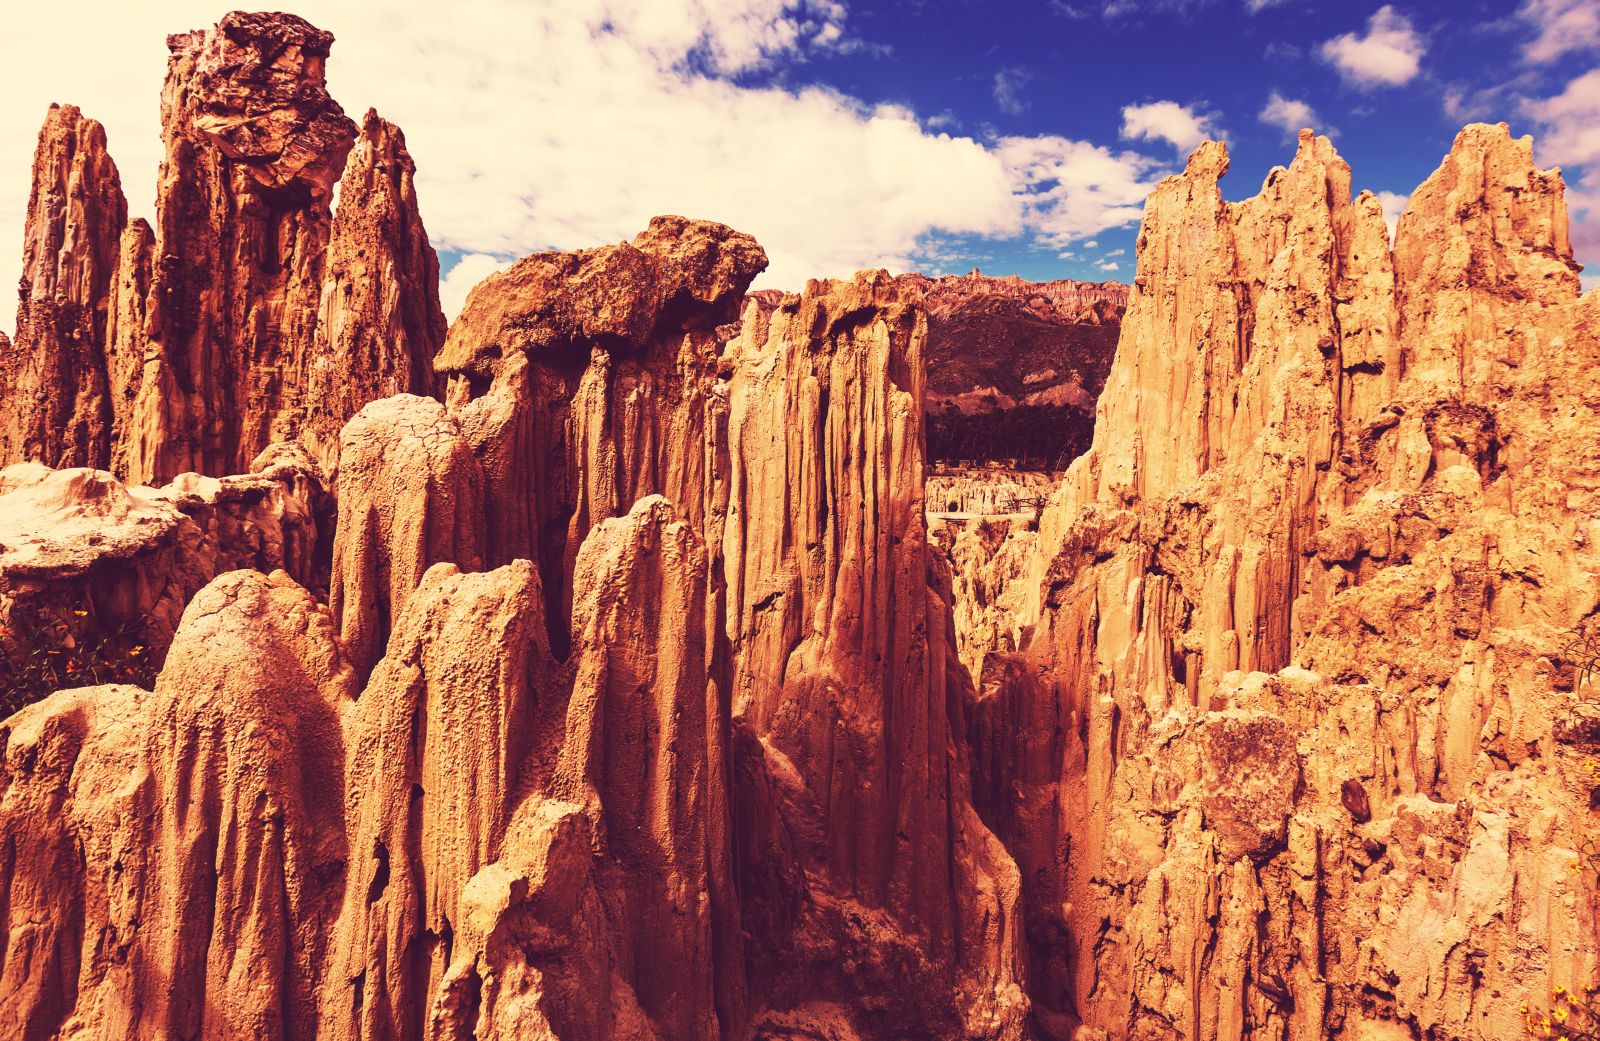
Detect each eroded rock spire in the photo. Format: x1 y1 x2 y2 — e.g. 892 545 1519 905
0 105 127 469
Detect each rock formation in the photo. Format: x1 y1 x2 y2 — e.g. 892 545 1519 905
0 209 1030 1040
0 105 128 470
905 271 1125 470
742 272 1126 471
302 110 447 471
722 274 1027 1038
0 451 326 717
960 126 1600 1040
0 16 445 486
328 394 484 683
0 568 352 1041
437 214 767 652
118 12 358 483
3 12 1600 1041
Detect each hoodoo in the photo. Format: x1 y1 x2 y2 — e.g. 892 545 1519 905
0 105 127 470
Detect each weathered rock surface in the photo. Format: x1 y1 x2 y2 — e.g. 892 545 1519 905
6 20 1600 1038
723 273 1027 1038
433 496 732 1040
303 110 447 472
0 105 128 470
119 12 359 483
439 214 766 652
328 394 484 684
740 272 1127 470
904 271 1125 469
0 453 326 715
325 557 559 1041
0 569 352 1041
961 125 1600 1039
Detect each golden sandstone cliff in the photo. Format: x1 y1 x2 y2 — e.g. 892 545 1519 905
1 11 1599 1041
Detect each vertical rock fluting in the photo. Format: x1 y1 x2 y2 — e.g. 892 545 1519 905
965 125 1600 1039
432 496 735 1041
104 219 154 476
0 569 352 1041
722 273 1026 1038
120 12 358 484
328 394 485 685
302 110 447 472
0 105 128 470
324 559 560 1041
436 215 766 653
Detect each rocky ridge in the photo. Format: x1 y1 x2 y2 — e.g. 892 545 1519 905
0 45 1026 1026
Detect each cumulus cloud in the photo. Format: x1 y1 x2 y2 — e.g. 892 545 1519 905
439 253 516 321
1259 91 1322 137
1319 6 1426 88
1120 100 1220 155
1523 70 1600 286
996 135 1164 249
1524 69 1600 167
1518 0 1600 64
1245 0 1288 11
1373 190 1408 242
0 0 1179 334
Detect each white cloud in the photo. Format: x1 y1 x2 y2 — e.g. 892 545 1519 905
1519 0 1600 64
1524 69 1600 168
1259 91 1322 137
1524 70 1600 285
996 135 1164 248
1119 100 1220 155
993 67 1031 116
1096 260 1120 271
1373 190 1408 243
1319 6 1425 88
0 0 1181 335
439 253 516 321
1246 0 1288 11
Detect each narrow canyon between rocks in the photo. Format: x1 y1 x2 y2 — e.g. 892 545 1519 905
1 11 1598 1041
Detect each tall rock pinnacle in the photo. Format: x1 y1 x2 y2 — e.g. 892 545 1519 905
120 12 358 484
0 105 128 469
957 124 1600 1039
303 110 447 471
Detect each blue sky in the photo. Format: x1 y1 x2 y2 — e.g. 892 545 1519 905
690 0 1599 287
1 0 1597 330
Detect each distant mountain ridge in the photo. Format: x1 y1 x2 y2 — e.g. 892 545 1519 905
733 269 1129 469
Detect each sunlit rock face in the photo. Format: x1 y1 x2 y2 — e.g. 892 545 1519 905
2 12 1599 1041
965 125 1600 1040
436 213 767 655
0 105 127 471
744 271 1128 471
119 12 360 484
302 110 447 474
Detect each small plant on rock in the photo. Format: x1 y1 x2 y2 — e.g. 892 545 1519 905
1525 985 1600 1040
0 607 157 718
